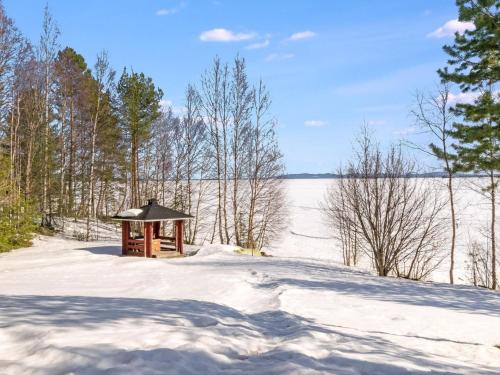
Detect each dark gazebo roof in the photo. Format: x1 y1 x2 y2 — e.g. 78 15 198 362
112 199 193 222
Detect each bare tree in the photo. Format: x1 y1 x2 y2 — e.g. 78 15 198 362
38 4 59 227
86 50 114 239
325 128 446 279
7 40 31 199
180 85 210 244
200 57 226 243
466 225 498 289
0 3 23 122
409 84 457 283
323 181 360 266
465 176 499 289
244 80 286 251
229 56 252 246
17 56 43 200
0 3 24 198
150 109 174 206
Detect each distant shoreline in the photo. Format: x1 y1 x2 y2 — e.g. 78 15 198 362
280 173 499 179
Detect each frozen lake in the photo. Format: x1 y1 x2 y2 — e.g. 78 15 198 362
269 178 497 284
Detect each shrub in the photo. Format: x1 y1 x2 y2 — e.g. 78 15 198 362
0 199 37 252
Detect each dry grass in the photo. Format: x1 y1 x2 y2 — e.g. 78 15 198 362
234 248 266 257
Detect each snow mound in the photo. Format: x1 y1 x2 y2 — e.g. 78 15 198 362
195 244 240 257
116 208 143 218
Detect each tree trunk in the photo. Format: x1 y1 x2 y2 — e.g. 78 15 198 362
87 90 101 240
215 135 224 243
491 170 497 290
68 101 75 215
42 64 50 226
222 122 230 244
25 126 34 198
131 135 138 207
59 101 67 218
447 170 456 284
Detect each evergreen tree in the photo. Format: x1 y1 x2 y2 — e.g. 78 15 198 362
54 47 90 217
117 69 163 207
439 0 499 289
0 153 36 252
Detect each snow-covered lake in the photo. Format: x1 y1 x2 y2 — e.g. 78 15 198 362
270 178 496 284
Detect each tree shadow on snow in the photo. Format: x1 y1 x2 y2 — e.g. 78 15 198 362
0 294 497 375
179 257 500 317
74 245 122 256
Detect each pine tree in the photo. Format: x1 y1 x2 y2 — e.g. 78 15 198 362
0 153 36 252
439 0 499 289
54 47 89 218
117 69 163 207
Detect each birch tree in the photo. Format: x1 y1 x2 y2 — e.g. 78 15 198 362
410 84 458 284
86 51 114 239
180 85 209 244
230 56 252 246
200 57 226 243
38 4 59 226
244 80 286 250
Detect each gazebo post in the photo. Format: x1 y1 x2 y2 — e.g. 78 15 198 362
175 220 184 255
121 221 129 256
144 222 153 258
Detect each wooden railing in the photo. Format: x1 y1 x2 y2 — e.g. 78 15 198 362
158 236 176 251
126 239 145 257
125 236 178 257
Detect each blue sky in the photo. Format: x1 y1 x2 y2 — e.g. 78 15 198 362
5 0 466 173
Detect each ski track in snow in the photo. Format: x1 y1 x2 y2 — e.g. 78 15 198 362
0 236 499 374
289 231 334 240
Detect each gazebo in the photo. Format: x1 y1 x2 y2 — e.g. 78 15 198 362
113 198 193 258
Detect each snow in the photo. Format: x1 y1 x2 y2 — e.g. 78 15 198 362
195 244 240 257
117 208 143 218
1 234 499 374
0 178 498 374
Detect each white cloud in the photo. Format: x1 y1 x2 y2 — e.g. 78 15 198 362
447 91 479 105
367 119 386 126
246 39 270 50
427 19 475 38
156 2 186 16
160 99 186 116
304 120 327 127
265 53 294 62
156 8 177 16
393 126 418 136
288 31 316 41
199 28 256 42
159 99 173 108
447 90 499 105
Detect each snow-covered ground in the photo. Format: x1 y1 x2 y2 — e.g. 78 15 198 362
0 178 498 374
1 235 499 374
